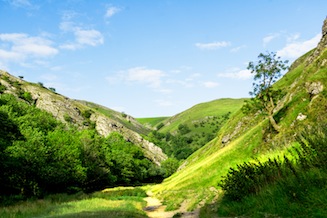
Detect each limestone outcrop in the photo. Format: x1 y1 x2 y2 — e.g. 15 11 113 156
0 71 167 165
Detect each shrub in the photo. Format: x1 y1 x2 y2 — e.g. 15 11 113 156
64 114 73 123
82 109 93 119
48 87 56 93
219 124 327 201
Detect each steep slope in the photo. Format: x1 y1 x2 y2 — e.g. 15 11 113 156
145 98 246 160
158 98 246 133
78 100 150 135
152 18 327 211
0 71 166 165
136 117 169 129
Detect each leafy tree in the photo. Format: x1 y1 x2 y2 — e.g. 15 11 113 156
161 158 180 177
243 52 288 132
178 124 191 135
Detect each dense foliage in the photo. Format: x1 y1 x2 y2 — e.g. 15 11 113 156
0 93 165 202
219 124 327 201
147 113 231 160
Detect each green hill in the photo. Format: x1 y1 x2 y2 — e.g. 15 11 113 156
151 18 327 216
136 117 169 129
158 98 246 133
144 98 246 160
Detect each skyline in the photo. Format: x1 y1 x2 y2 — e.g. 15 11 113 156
0 0 326 117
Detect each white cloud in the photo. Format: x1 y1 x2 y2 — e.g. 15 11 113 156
263 33 280 47
8 0 38 9
125 67 165 88
277 33 321 59
0 49 22 61
75 29 104 46
287 33 300 42
195 41 231 50
218 69 252 80
59 19 104 50
203 81 219 88
59 30 104 50
105 6 120 18
0 33 58 63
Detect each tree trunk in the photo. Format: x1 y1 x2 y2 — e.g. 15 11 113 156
268 114 280 133
267 96 280 133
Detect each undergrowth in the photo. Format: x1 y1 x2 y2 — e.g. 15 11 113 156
215 124 327 217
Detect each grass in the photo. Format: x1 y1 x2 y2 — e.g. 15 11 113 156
151 47 327 212
0 187 148 218
152 119 267 210
201 158 327 217
158 98 246 133
136 117 169 128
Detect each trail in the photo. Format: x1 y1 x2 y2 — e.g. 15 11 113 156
143 191 199 218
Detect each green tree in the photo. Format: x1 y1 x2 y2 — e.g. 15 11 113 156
161 158 180 177
244 52 288 132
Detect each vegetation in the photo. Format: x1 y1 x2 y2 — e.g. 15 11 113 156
0 187 148 218
243 52 289 132
152 46 327 213
0 93 165 203
215 124 327 217
136 117 169 128
145 99 245 160
78 100 150 135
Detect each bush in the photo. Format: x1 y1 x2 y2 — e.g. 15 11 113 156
219 124 327 201
82 109 93 119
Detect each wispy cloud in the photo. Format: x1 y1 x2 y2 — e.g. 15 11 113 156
7 0 38 10
277 33 321 59
195 41 231 50
263 33 280 47
0 33 58 63
203 81 219 88
105 6 121 18
59 13 104 50
107 67 166 89
125 67 165 88
218 68 252 80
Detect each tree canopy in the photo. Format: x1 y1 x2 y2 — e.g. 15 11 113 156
243 52 289 132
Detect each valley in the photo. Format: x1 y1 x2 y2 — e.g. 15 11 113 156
0 15 327 218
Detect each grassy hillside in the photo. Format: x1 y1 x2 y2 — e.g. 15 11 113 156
158 98 246 133
143 98 246 160
151 44 327 216
136 117 169 129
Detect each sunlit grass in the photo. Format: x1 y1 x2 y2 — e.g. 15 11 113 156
0 187 147 218
159 98 246 133
136 117 169 128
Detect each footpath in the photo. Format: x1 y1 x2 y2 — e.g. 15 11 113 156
143 191 199 218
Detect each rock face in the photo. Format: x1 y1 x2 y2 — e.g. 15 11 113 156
306 81 324 96
306 17 327 64
92 113 167 165
0 71 167 165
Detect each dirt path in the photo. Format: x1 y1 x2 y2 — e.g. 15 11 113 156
143 191 199 218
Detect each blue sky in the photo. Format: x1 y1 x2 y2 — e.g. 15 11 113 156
0 0 326 117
